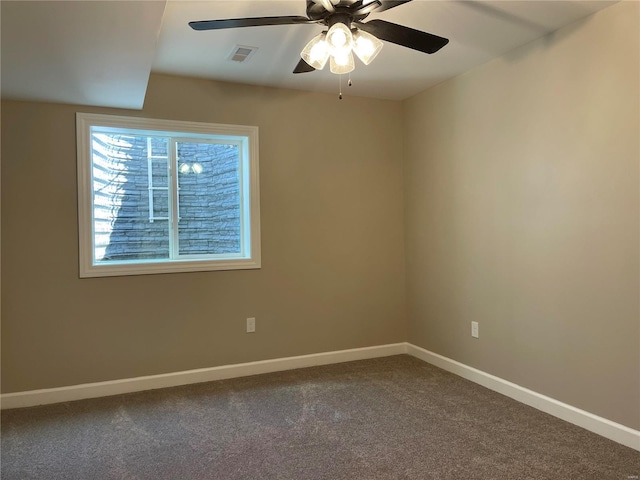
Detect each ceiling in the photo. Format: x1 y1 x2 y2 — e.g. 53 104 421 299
1 0 617 109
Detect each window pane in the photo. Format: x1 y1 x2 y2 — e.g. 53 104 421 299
176 141 241 256
152 188 169 219
91 133 170 262
151 159 168 186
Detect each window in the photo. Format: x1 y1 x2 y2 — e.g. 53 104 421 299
76 113 260 277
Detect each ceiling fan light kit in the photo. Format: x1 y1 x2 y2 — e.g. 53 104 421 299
189 0 449 94
302 21 383 74
309 20 359 74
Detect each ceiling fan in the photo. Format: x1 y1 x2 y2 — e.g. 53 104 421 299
189 0 449 75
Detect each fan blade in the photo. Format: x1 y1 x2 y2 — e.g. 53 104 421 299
357 19 448 54
293 58 316 74
377 0 413 12
314 0 335 13
351 0 383 16
307 0 340 20
189 16 314 31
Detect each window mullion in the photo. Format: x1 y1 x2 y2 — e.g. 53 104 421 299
238 143 247 258
147 138 155 223
168 138 180 259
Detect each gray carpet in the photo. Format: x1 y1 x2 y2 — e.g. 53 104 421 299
1 355 638 479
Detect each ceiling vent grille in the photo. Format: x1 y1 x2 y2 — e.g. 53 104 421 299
228 45 258 63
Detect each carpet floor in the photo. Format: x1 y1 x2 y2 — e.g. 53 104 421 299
1 355 638 479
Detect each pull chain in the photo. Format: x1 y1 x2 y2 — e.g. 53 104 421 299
338 74 353 100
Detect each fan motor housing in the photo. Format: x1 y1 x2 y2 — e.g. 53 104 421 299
306 1 371 24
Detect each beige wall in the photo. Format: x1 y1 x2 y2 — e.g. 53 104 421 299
403 1 639 430
1 75 407 392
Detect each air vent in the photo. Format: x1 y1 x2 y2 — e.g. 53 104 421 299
228 45 258 63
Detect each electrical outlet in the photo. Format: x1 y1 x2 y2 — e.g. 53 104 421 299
246 317 256 333
471 321 479 339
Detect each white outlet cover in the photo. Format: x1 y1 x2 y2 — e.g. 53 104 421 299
471 321 479 338
246 317 256 333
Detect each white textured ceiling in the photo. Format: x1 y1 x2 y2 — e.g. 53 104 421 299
1 1 167 109
1 0 618 108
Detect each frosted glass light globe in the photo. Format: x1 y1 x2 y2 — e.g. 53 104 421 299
353 30 383 65
326 23 353 52
301 32 330 70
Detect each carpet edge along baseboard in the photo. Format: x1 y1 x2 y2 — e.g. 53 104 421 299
1 342 638 452
0 344 407 409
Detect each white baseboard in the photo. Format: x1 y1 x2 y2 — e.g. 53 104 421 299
0 343 407 410
406 343 640 452
2 341 637 452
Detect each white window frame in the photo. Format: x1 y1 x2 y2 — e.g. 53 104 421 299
76 113 261 278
